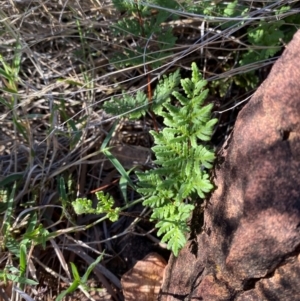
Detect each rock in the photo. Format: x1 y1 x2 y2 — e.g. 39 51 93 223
159 30 300 301
122 253 167 301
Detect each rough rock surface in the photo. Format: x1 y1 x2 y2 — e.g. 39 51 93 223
159 30 300 301
121 253 167 301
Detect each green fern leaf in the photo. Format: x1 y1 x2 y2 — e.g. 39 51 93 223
194 79 208 97
180 78 194 98
194 173 214 198
152 69 181 113
103 90 148 119
156 220 174 237
191 62 202 83
171 90 189 106
163 226 186 257
196 146 216 169
135 63 217 256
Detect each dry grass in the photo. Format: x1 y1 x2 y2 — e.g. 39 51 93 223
0 0 299 300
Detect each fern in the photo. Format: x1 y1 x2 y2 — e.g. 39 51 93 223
136 63 218 256
239 20 285 67
103 69 180 118
103 90 148 119
111 0 179 68
82 63 217 256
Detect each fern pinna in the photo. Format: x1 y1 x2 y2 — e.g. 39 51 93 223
136 63 217 256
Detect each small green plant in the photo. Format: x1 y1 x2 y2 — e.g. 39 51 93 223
103 68 181 119
198 2 299 93
0 183 86 297
73 63 217 256
56 253 105 301
0 185 40 288
73 191 121 222
111 0 179 68
110 1 300 95
0 42 30 142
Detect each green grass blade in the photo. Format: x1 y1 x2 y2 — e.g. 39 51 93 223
100 119 119 151
59 176 68 207
6 273 38 286
102 149 135 188
3 183 16 233
70 262 81 282
19 244 27 275
55 280 80 301
12 42 22 75
0 173 23 188
81 252 104 283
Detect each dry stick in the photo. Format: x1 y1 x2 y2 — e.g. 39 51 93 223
90 177 119 193
147 70 159 132
143 34 158 132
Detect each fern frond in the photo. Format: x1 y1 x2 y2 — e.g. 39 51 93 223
103 90 148 119
151 204 176 220
103 69 181 119
191 88 209 106
136 63 217 256
194 79 207 97
195 145 216 169
194 102 215 123
153 203 194 256
152 69 181 114
194 120 218 141
191 61 202 83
